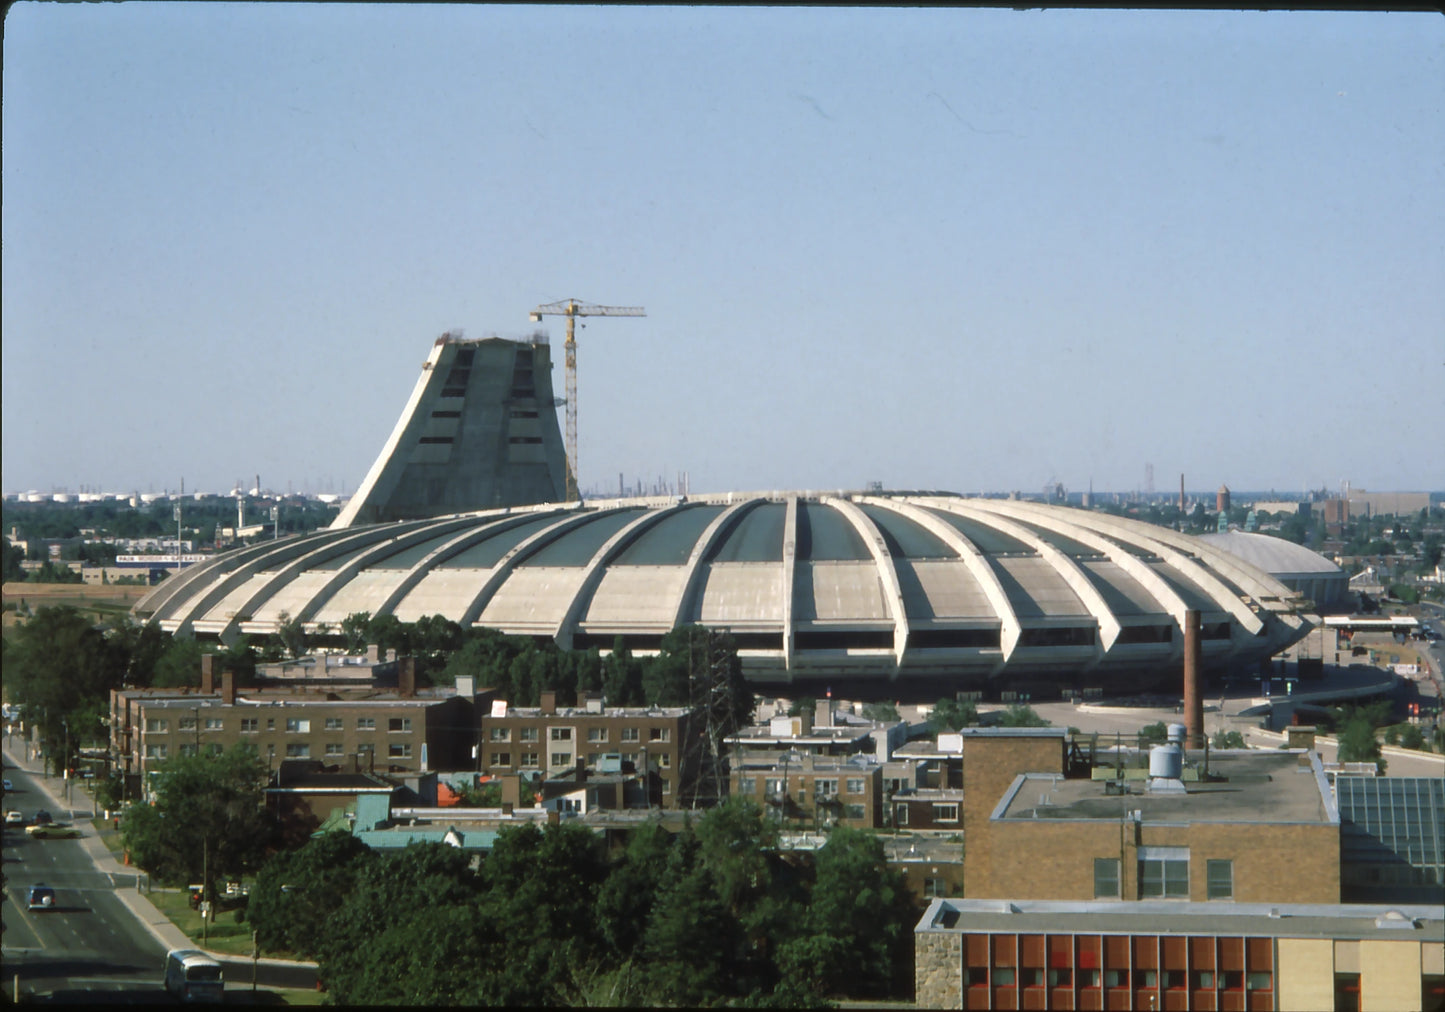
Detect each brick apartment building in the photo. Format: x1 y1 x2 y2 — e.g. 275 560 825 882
110 659 486 789
731 751 885 830
476 691 702 808
960 728 1341 906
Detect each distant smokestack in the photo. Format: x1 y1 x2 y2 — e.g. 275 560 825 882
1183 610 1203 749
1180 474 1186 512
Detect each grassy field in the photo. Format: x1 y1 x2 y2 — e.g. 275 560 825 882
1 581 150 638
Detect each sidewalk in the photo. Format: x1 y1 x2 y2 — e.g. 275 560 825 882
1 741 316 973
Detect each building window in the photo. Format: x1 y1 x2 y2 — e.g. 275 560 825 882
204 743 223 757
324 717 343 731
240 718 259 734
520 752 539 768
656 753 670 768
765 778 786 797
923 877 947 898
932 802 958 822
1207 859 1233 899
845 803 865 821
178 743 198 757
1139 846 1190 898
178 717 198 732
661 778 671 794
587 727 608 743
846 777 865 795
489 727 511 742
266 718 276 731
145 718 168 733
357 717 376 730
621 727 639 743
491 752 511 767
285 718 311 733
815 778 838 797
1048 969 1073 988
324 743 344 757
204 717 223 731
1191 971 1215 990
992 968 1016 986
1246 972 1272 991
1094 857 1120 899
650 727 670 742
520 727 539 742
1133 970 1157 989
388 743 412 759
1162 970 1186 990
552 752 572 768
286 744 310 758
389 717 411 733
740 776 756 794
895 804 909 826
550 727 572 741
1022 969 1045 988
145 744 168 759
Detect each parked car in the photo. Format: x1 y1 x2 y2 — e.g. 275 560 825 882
33 809 53 826
2 778 13 791
27 884 56 910
4 810 24 826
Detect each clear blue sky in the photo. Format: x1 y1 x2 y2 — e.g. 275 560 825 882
4 5 1442 499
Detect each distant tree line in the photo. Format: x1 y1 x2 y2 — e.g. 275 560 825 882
244 800 917 1006
3 603 754 774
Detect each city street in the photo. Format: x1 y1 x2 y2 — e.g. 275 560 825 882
1 749 318 1002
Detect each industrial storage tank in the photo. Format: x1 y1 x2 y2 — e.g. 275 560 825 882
1149 743 1184 780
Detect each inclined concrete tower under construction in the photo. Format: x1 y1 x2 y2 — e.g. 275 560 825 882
331 334 567 527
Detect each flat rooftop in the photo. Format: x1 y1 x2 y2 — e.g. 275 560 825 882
918 898 1444 941
996 750 1335 826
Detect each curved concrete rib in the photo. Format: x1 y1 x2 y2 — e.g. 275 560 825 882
169 524 418 640
457 509 602 628
781 496 798 679
821 496 911 675
670 499 765 633
373 508 569 621
948 499 1111 668
221 516 484 642
963 498 1190 664
892 496 1020 677
554 504 687 650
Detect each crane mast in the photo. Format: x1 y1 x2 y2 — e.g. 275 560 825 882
529 298 645 502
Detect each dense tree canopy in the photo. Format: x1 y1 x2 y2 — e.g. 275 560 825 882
121 750 276 894
247 799 916 1006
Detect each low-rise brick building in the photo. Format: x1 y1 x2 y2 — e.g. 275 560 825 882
477 691 702 808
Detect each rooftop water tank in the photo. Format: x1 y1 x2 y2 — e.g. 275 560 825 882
1149 743 1183 780
1166 723 1187 745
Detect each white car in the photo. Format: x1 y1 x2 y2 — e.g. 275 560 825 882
4 810 24 826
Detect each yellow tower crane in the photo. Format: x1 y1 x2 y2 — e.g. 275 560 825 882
529 298 646 502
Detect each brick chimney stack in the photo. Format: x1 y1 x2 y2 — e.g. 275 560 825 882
201 654 217 694
398 657 416 698
1183 610 1204 749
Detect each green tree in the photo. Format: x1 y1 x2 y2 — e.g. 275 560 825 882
1211 729 1246 749
596 821 673 958
273 610 307 660
120 750 276 897
862 702 901 723
788 696 818 718
6 605 127 772
320 842 485 1005
1139 721 1169 746
2 541 26 582
999 704 1050 727
929 697 978 733
246 830 374 957
151 636 205 688
791 826 915 998
1336 718 1387 774
340 611 371 654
